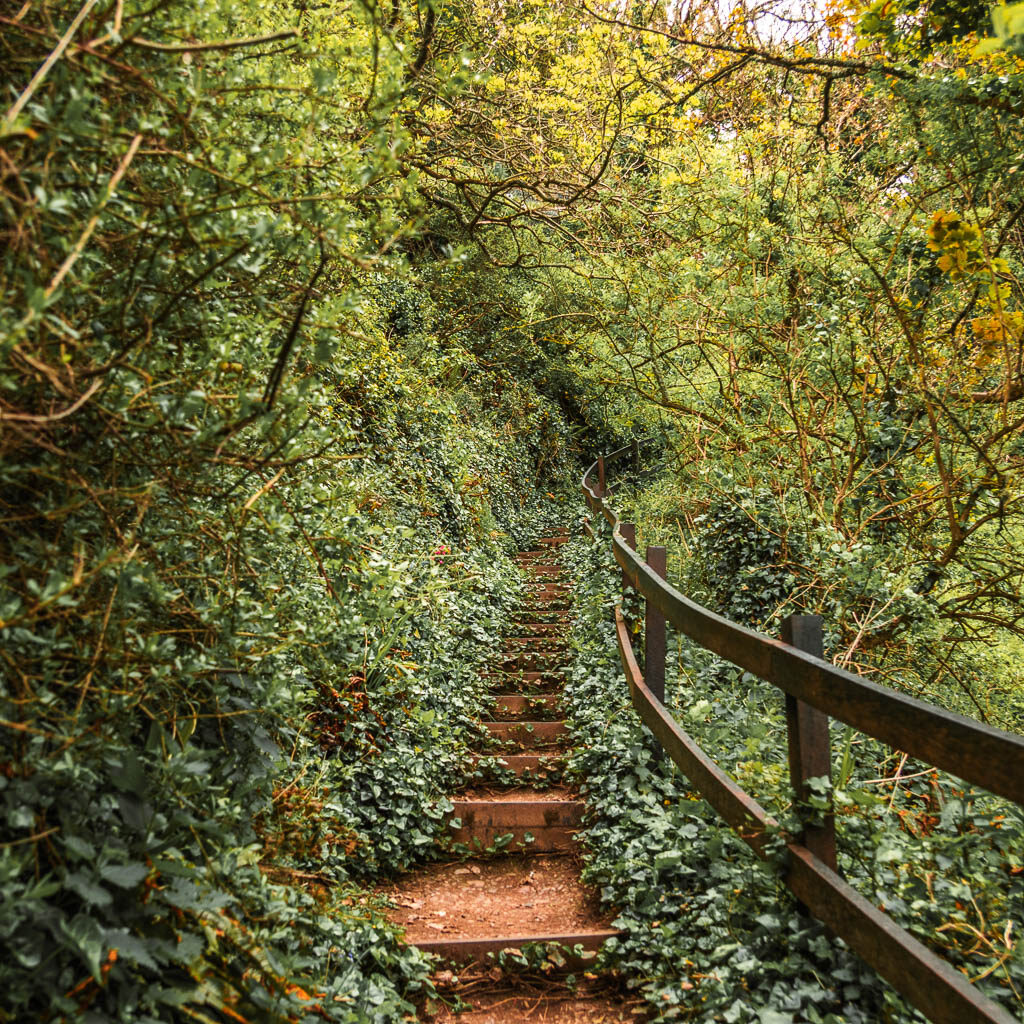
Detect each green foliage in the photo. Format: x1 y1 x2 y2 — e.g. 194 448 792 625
859 0 994 54
976 1 1024 54
3 0 1024 1018
564 528 1024 1022
0 1 592 1018
686 488 797 629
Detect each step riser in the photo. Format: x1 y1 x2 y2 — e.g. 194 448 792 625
452 800 583 828
471 754 565 777
413 930 620 965
489 684 563 697
485 669 564 685
485 667 565 684
503 639 569 651
486 670 563 680
484 721 567 746
500 656 568 672
490 695 561 717
450 826 577 852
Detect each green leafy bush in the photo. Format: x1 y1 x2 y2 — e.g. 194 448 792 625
0 1 591 1017
563 527 1024 1022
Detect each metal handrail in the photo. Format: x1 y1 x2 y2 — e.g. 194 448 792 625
581 449 1023 1024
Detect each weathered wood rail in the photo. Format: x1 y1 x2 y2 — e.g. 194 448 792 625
582 443 1024 1024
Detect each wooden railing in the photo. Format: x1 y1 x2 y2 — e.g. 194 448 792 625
581 444 1024 1024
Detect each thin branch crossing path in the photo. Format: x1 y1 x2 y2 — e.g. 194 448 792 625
380 533 641 1022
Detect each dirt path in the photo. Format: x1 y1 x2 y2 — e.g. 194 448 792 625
380 533 643 1021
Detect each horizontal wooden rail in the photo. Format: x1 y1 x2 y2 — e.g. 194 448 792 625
582 448 1022 1024
583 456 1024 805
615 607 774 855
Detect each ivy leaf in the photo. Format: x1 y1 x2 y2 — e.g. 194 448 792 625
63 835 96 861
59 914 105 981
100 862 149 888
654 850 683 871
65 872 113 908
107 930 160 970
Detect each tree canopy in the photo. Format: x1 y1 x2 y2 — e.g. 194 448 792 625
2 0 1023 1020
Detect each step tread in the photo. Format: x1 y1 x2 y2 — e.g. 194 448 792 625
484 720 567 734
489 694 562 718
470 753 566 778
412 929 621 962
452 798 583 815
382 856 608 942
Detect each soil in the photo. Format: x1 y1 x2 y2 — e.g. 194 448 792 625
377 534 644 1022
457 786 575 801
379 854 611 941
429 979 645 1023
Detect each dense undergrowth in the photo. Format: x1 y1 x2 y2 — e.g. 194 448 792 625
5 0 1024 1019
0 3 611 1017
564 511 1024 1023
0 341 582 1024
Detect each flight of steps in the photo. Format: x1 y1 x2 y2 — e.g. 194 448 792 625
380 531 626 983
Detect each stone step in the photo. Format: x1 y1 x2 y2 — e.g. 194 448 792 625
483 666 564 679
503 635 569 650
488 693 562 719
506 621 565 636
484 671 564 694
483 720 567 748
510 609 571 621
499 651 569 671
518 601 572 613
381 852 618 967
451 797 582 827
471 752 566 779
414 929 620 966
449 797 584 852
522 590 570 604
523 565 566 577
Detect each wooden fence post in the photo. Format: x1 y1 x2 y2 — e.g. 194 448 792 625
597 455 605 497
644 546 667 761
619 522 636 593
644 546 667 706
781 614 837 873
